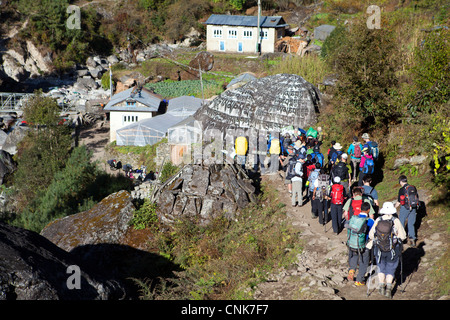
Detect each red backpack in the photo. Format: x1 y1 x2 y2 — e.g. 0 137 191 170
354 144 361 158
331 184 344 205
349 198 363 219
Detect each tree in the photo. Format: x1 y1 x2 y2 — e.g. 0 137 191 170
13 93 71 210
410 28 449 113
22 92 60 126
328 19 401 128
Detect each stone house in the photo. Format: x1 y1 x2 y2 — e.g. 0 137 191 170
204 14 288 54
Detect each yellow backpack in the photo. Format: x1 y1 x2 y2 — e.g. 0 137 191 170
269 138 280 154
235 136 248 156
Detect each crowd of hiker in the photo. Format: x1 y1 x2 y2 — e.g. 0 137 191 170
234 127 421 298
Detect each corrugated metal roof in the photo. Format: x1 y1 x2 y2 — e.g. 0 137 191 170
104 87 162 112
205 14 288 28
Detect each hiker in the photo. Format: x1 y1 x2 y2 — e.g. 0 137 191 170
330 142 343 170
303 154 316 199
282 133 292 155
395 175 420 247
345 202 374 286
308 162 321 218
235 135 248 169
267 133 280 174
358 147 374 186
362 133 379 162
312 168 331 225
327 140 337 171
330 176 345 234
289 154 306 207
281 146 296 194
367 202 407 298
343 186 376 221
362 175 379 214
311 145 324 168
317 126 323 143
331 153 351 198
347 136 363 181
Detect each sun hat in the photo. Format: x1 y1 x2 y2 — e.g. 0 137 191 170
341 153 348 159
379 202 397 215
334 142 342 150
333 176 341 183
362 133 370 139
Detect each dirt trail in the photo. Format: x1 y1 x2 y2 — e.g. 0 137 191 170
254 173 447 300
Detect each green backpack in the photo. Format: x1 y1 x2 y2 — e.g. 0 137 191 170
347 215 368 252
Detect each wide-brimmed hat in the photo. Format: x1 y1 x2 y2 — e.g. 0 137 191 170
362 133 370 139
379 202 397 215
334 142 342 150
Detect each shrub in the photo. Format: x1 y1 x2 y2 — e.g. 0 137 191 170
160 161 179 183
130 199 158 230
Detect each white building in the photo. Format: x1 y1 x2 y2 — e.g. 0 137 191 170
104 86 165 142
205 14 288 54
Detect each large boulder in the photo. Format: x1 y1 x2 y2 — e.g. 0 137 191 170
0 150 16 185
0 222 125 300
41 190 135 252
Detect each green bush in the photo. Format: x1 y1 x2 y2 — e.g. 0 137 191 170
130 199 158 230
160 162 179 183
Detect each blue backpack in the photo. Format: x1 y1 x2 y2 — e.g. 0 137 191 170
312 152 324 167
363 158 375 174
367 141 379 160
331 150 343 164
309 170 320 192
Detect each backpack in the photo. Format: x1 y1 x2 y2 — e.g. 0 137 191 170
235 136 248 156
286 160 302 180
309 170 320 191
349 198 363 219
374 218 395 253
312 152 324 167
331 150 342 163
332 162 347 180
353 144 362 158
315 174 330 200
404 185 419 210
331 184 344 205
363 187 375 207
367 141 379 160
269 138 280 154
347 215 368 252
306 163 315 178
363 158 374 174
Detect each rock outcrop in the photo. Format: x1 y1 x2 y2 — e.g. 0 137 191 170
152 164 257 225
194 73 321 134
41 190 135 252
0 222 125 300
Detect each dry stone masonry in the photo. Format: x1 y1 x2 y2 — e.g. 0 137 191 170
152 163 257 225
194 73 321 134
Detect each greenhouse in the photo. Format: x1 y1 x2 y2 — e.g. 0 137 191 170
115 96 203 146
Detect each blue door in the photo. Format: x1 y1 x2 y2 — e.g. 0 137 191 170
219 41 225 51
238 42 243 52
